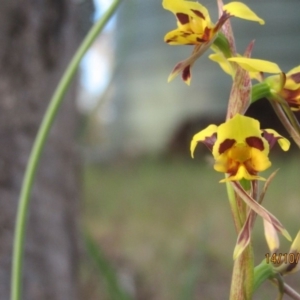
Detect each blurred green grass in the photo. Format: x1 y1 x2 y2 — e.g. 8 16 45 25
82 155 300 299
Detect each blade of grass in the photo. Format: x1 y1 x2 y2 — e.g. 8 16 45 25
11 1 123 299
84 231 133 300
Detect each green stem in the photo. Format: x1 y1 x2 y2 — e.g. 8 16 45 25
230 254 246 300
253 261 275 291
270 278 300 300
244 245 254 300
10 1 122 300
213 32 232 58
251 82 272 103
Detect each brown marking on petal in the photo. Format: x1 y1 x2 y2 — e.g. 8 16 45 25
202 27 211 41
165 35 178 43
282 88 300 102
226 161 240 177
219 138 235 154
203 133 217 151
191 9 205 19
262 130 279 149
173 62 183 73
182 65 191 82
246 137 264 151
286 252 299 273
237 221 251 245
176 13 189 25
182 32 191 37
290 72 300 84
244 160 259 175
196 37 206 43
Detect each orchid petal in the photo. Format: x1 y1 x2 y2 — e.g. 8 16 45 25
228 57 281 74
190 124 218 158
164 29 207 45
286 65 300 77
285 67 300 90
290 231 300 253
168 40 215 84
162 0 211 26
281 231 300 274
263 218 280 253
220 165 265 182
209 52 233 76
213 114 263 157
262 129 290 151
223 2 264 25
233 211 255 259
249 148 271 172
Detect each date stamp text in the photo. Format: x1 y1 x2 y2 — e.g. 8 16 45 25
265 253 300 264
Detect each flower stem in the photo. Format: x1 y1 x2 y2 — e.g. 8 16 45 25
251 82 272 103
213 32 232 58
10 1 122 300
270 278 300 300
253 261 275 291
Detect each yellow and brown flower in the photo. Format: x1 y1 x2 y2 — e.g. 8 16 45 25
190 114 290 182
163 0 264 84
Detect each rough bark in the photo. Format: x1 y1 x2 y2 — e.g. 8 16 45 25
0 1 80 299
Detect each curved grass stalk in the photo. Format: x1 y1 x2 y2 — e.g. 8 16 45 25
10 1 123 299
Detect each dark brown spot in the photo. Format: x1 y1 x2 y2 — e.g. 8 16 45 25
176 13 189 25
202 27 211 41
286 262 297 273
165 35 177 43
219 139 235 154
290 72 300 84
196 37 206 43
262 131 278 149
203 133 217 151
246 137 264 151
182 65 191 82
191 9 205 19
282 88 300 102
244 160 258 175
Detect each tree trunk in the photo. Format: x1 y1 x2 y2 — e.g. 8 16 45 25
0 1 80 299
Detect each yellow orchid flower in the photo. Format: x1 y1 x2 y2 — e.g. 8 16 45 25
163 0 264 85
226 57 300 110
190 114 290 182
